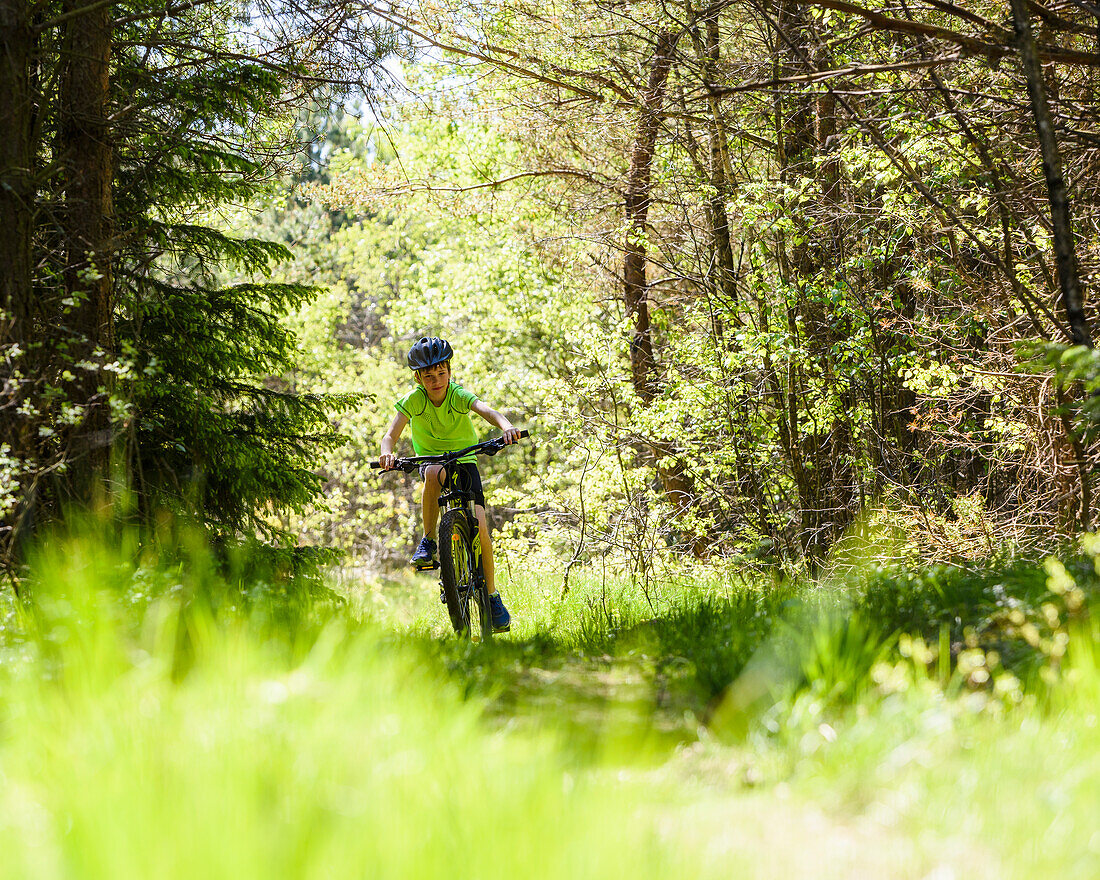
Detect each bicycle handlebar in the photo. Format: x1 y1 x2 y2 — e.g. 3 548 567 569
371 429 530 472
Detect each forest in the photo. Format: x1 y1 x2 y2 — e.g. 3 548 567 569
1 0 1099 877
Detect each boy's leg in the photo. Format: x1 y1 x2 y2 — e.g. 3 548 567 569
413 465 445 567
421 465 445 538
476 503 510 632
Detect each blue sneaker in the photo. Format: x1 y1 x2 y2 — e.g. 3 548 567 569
412 537 438 570
489 593 511 633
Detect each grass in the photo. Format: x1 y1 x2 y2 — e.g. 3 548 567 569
1 537 719 880
1 530 1099 878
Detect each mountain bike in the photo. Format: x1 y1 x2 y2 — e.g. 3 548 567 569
372 430 529 640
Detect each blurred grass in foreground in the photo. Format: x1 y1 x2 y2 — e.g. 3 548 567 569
0 530 716 880
1 527 1098 878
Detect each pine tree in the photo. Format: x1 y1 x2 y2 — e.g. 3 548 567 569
1 1 394 570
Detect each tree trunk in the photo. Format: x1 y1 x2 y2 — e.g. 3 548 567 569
701 7 738 318
1009 0 1092 348
624 30 676 404
623 30 708 554
57 0 115 490
0 0 37 569
0 0 34 354
1009 0 1093 530
773 0 838 563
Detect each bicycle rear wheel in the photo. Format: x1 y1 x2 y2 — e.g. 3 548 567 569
438 509 490 640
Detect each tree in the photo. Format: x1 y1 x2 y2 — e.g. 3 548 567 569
0 0 36 521
57 0 115 490
1 1 395 571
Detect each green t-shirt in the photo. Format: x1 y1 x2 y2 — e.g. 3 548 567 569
394 382 480 462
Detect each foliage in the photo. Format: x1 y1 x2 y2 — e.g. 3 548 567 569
315 0 1100 571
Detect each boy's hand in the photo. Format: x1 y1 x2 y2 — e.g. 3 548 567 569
378 453 396 470
501 426 521 445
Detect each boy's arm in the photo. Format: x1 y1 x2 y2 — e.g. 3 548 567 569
470 400 521 444
379 412 409 469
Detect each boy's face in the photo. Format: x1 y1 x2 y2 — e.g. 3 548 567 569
415 361 451 399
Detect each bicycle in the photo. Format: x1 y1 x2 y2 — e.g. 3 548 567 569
371 430 529 640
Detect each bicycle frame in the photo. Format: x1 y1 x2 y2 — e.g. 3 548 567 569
434 464 481 519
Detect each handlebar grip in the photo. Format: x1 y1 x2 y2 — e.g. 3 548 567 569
517 429 530 439
370 462 381 469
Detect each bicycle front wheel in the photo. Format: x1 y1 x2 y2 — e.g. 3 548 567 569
439 509 489 639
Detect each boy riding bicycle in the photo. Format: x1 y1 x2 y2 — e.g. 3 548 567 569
378 336 520 632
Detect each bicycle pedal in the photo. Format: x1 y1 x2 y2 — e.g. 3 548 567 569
413 560 440 572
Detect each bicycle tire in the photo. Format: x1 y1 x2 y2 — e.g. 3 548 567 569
439 508 489 639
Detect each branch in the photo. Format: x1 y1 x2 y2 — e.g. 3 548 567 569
921 0 1001 32
368 6 616 103
36 0 116 30
789 0 1100 67
383 168 612 194
37 0 218 31
798 0 1010 57
111 0 221 28
708 54 959 97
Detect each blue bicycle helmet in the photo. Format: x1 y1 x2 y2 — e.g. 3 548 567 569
407 336 453 371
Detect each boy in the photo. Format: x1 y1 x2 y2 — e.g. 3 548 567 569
378 335 520 632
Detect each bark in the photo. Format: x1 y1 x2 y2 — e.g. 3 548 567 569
1009 0 1092 348
0 1 35 541
815 85 839 206
700 6 738 317
0 1 34 354
57 0 115 487
623 30 710 554
769 1 863 563
624 30 676 405
773 0 838 562
1008 0 1093 531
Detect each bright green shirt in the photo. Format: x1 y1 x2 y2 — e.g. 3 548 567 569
394 382 480 463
